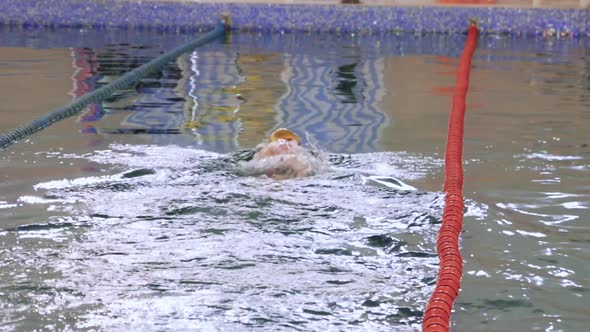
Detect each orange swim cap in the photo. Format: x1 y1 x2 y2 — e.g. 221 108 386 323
269 128 301 145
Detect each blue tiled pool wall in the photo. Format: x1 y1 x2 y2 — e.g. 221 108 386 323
0 0 588 36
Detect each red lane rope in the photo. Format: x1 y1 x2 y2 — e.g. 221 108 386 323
422 22 478 332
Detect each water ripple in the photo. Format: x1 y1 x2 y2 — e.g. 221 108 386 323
0 145 444 331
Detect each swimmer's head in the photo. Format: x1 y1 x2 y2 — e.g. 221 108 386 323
269 128 301 145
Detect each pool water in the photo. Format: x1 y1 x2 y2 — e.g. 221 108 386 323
0 26 589 331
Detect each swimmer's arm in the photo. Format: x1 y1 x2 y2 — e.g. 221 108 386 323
227 148 258 163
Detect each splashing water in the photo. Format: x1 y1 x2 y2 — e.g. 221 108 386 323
237 141 332 180
0 144 453 331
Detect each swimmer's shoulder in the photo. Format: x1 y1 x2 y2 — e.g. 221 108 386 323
229 145 343 164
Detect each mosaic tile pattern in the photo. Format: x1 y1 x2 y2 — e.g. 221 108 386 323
421 6 478 33
0 0 587 36
530 8 582 36
486 7 532 35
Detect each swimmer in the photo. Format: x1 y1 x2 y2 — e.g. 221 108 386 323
238 128 327 180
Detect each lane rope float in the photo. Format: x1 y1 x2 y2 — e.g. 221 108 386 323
0 18 228 150
422 20 479 332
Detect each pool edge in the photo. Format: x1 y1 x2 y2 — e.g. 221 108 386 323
0 0 587 36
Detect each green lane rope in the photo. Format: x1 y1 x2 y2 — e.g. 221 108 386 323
0 21 226 150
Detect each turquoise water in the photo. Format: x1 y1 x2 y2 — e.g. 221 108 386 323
0 27 589 331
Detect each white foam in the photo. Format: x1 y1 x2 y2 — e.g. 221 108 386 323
522 153 582 161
